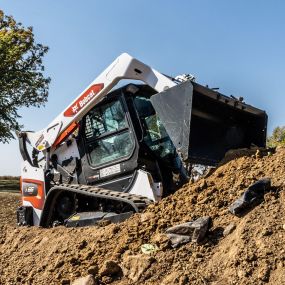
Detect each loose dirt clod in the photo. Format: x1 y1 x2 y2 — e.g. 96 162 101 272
121 254 154 282
1 148 285 284
99 260 122 277
223 223 236 236
72 275 97 285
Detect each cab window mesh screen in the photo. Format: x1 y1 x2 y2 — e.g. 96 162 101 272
83 99 134 167
85 100 127 140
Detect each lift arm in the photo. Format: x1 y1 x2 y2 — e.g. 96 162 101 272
24 53 177 152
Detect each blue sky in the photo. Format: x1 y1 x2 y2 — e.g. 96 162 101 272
1 0 285 175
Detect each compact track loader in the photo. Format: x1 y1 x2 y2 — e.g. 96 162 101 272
17 53 267 227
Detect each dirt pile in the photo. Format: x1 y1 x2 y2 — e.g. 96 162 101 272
1 148 285 284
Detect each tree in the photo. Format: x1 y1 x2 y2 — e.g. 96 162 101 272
0 10 50 143
267 126 285 147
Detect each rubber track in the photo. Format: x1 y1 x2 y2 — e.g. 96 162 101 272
54 183 152 213
39 184 153 226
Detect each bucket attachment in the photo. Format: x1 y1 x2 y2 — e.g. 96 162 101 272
150 80 267 165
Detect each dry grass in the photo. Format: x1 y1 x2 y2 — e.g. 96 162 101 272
0 176 20 192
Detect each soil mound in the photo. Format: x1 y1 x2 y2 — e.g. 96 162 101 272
1 148 285 284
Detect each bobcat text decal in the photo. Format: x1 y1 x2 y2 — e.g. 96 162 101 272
64 83 104 117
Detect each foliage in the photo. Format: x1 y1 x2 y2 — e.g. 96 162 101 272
0 10 50 143
267 126 285 147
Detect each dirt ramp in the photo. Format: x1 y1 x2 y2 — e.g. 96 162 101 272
1 148 285 284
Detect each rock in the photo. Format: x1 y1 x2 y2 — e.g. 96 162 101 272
99 260 122 277
72 275 97 285
223 223 236 236
165 216 211 247
121 254 154 282
165 234 191 248
87 265 98 275
229 178 271 216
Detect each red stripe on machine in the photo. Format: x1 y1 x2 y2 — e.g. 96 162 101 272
64 83 104 117
22 179 45 210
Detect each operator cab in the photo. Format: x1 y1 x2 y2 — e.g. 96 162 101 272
76 84 187 198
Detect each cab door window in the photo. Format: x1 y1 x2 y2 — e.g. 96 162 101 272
84 99 134 167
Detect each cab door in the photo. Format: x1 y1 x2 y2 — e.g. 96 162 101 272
77 93 139 189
